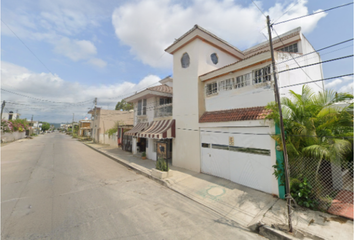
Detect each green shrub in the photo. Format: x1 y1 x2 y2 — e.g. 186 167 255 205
72 133 78 138
142 152 146 157
156 158 168 172
290 177 318 209
106 128 117 138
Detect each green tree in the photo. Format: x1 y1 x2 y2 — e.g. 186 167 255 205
41 122 50 131
115 100 133 111
266 85 353 175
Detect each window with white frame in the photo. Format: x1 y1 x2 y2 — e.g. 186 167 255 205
279 43 298 53
219 78 233 91
253 65 271 84
137 99 147 116
235 73 251 89
206 82 218 96
143 99 147 115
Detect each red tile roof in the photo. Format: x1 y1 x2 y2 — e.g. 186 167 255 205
147 84 173 94
199 106 271 123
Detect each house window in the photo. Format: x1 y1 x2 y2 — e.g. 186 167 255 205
253 65 271 84
206 82 218 96
212 144 229 150
137 100 142 115
137 99 147 116
211 53 218 64
201 143 210 148
219 78 233 91
159 97 172 105
143 99 147 115
235 73 251 89
279 43 298 53
181 53 190 68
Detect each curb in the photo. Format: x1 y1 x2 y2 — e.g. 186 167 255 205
82 142 316 240
81 143 250 229
259 225 296 240
83 143 169 188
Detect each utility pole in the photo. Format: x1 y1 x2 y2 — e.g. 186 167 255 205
72 113 75 134
1 100 6 120
267 15 293 233
93 98 97 142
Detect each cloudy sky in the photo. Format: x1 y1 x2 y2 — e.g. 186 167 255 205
1 0 353 123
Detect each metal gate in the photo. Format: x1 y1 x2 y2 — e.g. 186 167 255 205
122 133 132 152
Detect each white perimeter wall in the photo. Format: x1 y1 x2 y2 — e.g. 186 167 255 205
99 133 118 147
1 131 26 143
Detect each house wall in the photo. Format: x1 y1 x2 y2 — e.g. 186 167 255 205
100 133 118 147
204 61 274 111
91 109 134 144
277 36 324 98
172 38 239 172
1 131 26 143
134 97 155 125
199 121 278 195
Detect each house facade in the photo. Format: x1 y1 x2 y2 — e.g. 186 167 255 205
88 108 134 144
78 119 91 137
162 25 323 195
2 111 20 121
124 77 174 161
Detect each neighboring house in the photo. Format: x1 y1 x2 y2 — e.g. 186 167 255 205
160 25 324 196
124 77 174 160
78 120 91 137
2 111 20 120
88 108 134 144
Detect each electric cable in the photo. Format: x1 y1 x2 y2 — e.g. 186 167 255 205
273 2 354 26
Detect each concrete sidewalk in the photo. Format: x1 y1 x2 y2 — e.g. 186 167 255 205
82 141 353 240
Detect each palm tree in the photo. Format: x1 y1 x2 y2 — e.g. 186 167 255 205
266 85 353 177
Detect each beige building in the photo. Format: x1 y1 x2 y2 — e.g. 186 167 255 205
88 108 134 144
78 120 91 137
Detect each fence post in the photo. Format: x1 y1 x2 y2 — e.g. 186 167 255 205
275 124 286 199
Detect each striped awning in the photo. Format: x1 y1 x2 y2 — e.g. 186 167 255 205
124 122 149 136
137 119 175 139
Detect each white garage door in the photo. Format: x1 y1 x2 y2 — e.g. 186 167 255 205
200 127 276 194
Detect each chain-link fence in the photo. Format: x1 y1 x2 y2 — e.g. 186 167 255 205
289 156 353 218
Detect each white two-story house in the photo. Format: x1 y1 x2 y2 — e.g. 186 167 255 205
124 77 174 162
164 25 323 196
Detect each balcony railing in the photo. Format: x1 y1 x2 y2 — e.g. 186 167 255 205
154 104 172 118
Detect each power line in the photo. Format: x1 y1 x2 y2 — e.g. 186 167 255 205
176 128 353 139
275 38 353 66
1 88 94 105
280 73 354 89
271 0 298 24
271 27 322 89
1 19 53 74
273 2 354 25
277 55 353 74
252 1 266 18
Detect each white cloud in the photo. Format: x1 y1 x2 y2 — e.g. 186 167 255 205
325 79 343 89
112 0 326 68
325 75 353 92
339 82 354 94
1 61 161 122
54 37 97 61
87 58 107 68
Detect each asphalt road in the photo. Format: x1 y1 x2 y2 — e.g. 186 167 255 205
1 133 265 240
